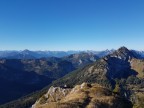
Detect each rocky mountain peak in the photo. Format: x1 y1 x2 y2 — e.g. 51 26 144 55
118 46 129 52
117 46 133 56
105 46 136 61
21 49 32 54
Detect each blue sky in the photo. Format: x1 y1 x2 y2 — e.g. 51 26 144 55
0 0 144 50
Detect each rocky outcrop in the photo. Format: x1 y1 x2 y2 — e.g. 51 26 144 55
32 83 132 108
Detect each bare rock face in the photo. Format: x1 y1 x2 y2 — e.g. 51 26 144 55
32 83 132 108
44 86 71 102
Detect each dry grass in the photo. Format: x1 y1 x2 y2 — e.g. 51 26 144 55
33 83 131 108
131 58 144 78
133 92 144 108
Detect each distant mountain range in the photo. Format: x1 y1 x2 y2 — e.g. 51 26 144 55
0 47 144 108
0 49 144 59
0 50 80 59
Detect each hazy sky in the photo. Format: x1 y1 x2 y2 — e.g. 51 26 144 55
0 0 144 50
